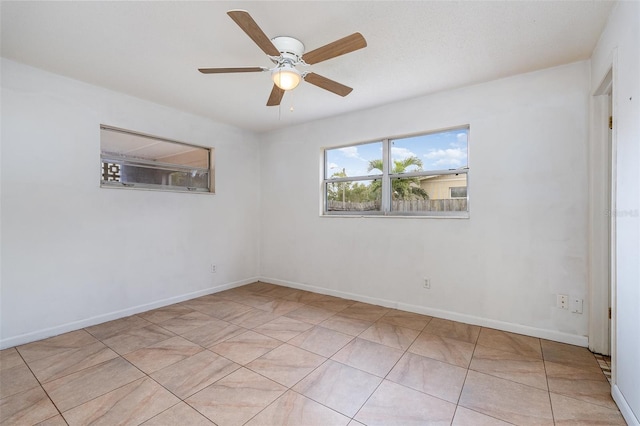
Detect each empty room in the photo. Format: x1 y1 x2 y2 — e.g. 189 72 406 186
1 1 638 425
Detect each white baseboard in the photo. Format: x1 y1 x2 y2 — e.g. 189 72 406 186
0 277 258 350
260 276 589 347
613 384 640 426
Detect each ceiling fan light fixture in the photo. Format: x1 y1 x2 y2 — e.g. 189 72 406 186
272 64 301 91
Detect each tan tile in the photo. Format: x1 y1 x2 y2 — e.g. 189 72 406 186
35 414 68 426
255 299 305 315
320 314 373 336
28 341 119 383
225 308 280 329
308 296 355 312
253 316 314 341
253 285 299 299
338 302 390 322
331 338 404 377
470 344 547 390
293 360 381 417
387 352 467 403
242 282 280 295
181 320 246 348
143 402 214 425
214 286 253 298
102 324 175 355
378 310 431 331
0 348 25 371
85 315 151 341
246 344 326 387
545 361 616 409
423 318 480 344
285 305 337 325
43 357 144 412
280 289 327 304
541 340 601 373
124 336 204 374
408 331 475 368
459 370 553 425
222 293 274 308
151 350 239 399
62 377 179 425
138 304 194 324
477 328 542 359
0 363 40 399
359 322 420 350
355 380 456 426
191 299 254 321
179 295 226 313
452 406 513 425
550 392 626 425
209 331 282 365
186 367 286 426
288 326 353 357
158 311 220 335
17 330 99 362
0 387 58 425
245 390 350 426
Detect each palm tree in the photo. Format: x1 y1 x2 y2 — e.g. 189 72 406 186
368 156 429 200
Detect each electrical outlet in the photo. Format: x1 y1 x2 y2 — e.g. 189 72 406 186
423 278 431 289
210 264 217 273
571 298 583 314
557 294 569 310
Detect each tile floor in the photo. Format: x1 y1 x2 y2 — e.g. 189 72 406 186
0 282 626 425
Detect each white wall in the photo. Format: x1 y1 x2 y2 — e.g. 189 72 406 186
591 1 640 424
0 59 261 348
260 61 591 345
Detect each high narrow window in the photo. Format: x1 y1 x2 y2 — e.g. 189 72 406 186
323 127 469 216
100 125 214 193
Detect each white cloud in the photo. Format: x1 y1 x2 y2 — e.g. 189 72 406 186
328 162 339 170
457 133 468 144
338 146 363 160
424 148 467 167
391 146 416 160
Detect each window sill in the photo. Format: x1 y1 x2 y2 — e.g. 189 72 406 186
321 212 469 219
100 183 214 195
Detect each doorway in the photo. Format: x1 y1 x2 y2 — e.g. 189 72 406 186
589 66 616 371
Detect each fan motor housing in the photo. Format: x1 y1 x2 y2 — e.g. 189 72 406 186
271 36 305 61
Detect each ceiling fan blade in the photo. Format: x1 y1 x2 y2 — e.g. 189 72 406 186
198 67 267 74
302 33 367 65
304 73 353 97
267 85 285 106
227 10 280 57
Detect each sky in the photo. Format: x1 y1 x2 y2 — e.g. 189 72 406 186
326 128 468 178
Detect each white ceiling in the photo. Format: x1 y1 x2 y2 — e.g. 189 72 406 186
1 1 614 133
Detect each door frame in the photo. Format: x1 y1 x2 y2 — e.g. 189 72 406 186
589 50 617 375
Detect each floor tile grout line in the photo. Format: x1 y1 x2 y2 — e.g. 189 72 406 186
14 341 102 423
539 335 557 425
7 347 67 423
449 328 480 425
547 390 625 413
5 283 623 425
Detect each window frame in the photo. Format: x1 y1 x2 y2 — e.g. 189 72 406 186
100 125 215 194
322 126 469 218
449 186 468 199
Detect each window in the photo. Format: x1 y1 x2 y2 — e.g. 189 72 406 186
450 186 467 198
323 127 468 216
100 125 214 193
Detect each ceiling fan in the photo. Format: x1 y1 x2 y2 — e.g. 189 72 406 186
198 10 367 106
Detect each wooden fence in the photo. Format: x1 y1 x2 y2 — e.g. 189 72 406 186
327 199 467 212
